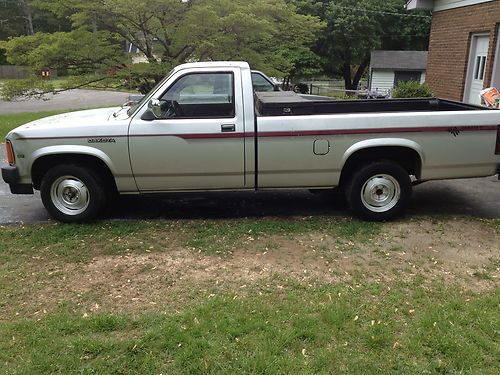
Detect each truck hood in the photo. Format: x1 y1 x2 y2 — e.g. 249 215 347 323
8 107 126 138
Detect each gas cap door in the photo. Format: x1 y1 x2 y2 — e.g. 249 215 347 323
313 139 330 155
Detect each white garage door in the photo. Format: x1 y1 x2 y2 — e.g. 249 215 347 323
465 34 490 105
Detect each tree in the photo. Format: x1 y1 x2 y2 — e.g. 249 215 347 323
0 1 26 39
0 29 124 100
18 0 34 35
2 29 123 71
2 0 324 98
0 0 71 39
41 0 323 74
292 0 431 90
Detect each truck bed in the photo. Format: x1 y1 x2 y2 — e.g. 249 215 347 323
254 91 488 116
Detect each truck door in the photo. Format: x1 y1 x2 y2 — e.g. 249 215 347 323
128 68 246 192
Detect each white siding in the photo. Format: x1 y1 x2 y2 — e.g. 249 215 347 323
406 0 434 10
434 0 493 11
370 70 395 91
407 0 493 10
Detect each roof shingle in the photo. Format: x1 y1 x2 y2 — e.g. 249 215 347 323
371 50 428 70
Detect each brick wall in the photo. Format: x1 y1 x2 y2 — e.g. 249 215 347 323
426 1 500 101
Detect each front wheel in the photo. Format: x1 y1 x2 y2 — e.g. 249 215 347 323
40 164 106 223
346 161 412 221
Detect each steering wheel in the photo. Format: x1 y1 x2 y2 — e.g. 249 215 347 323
172 100 184 117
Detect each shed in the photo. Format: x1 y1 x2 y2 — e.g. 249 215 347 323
369 51 428 93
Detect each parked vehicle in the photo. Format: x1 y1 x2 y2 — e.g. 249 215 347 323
2 61 500 222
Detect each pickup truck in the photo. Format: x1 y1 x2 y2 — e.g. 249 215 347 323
2 61 500 222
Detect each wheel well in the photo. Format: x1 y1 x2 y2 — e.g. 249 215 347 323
31 154 117 193
339 146 422 188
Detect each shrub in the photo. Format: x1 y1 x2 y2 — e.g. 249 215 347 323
392 80 434 98
293 82 310 94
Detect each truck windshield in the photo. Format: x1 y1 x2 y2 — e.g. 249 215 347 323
127 69 175 117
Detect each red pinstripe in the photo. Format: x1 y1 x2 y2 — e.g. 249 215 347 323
16 125 498 141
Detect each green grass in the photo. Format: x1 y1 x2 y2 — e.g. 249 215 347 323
0 280 498 374
185 217 378 255
0 217 378 263
0 218 498 374
0 221 156 262
0 77 72 89
0 110 69 139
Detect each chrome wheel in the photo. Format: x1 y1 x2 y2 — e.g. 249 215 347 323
50 175 90 216
360 174 401 213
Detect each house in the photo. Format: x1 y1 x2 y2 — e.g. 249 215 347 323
125 41 149 64
407 0 500 105
368 50 428 94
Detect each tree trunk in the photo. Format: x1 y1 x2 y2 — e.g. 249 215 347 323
342 63 354 92
352 58 370 91
342 58 370 93
91 13 98 33
19 0 34 35
284 76 291 91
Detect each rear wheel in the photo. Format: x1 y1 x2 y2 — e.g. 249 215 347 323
40 164 106 223
346 161 411 221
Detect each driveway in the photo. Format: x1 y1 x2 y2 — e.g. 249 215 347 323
1 147 498 224
0 89 133 113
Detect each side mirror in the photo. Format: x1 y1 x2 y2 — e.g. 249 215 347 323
148 99 162 119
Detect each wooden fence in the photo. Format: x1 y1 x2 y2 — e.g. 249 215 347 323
0 65 30 79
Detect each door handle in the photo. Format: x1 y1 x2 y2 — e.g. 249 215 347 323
221 124 236 133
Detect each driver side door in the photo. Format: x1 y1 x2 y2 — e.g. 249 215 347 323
128 68 247 192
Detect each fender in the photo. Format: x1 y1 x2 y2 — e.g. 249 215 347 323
30 145 116 175
341 138 426 166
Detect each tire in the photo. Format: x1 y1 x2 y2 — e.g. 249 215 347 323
40 164 107 223
345 161 412 221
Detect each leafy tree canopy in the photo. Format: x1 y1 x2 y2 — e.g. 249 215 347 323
0 0 71 39
2 0 324 98
291 0 431 90
1 0 431 99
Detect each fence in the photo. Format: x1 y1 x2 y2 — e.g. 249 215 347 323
309 84 391 99
0 65 29 79
291 79 389 99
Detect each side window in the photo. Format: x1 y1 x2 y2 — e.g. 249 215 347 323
159 73 234 119
252 72 276 92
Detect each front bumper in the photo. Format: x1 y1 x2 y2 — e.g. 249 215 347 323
1 166 33 194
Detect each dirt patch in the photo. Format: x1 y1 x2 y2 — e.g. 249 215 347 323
8 218 499 318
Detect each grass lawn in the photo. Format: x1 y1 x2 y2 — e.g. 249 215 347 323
0 217 498 374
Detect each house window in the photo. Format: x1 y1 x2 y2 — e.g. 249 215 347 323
394 71 422 85
474 55 487 80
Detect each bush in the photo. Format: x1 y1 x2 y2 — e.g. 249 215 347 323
293 82 310 94
392 81 434 98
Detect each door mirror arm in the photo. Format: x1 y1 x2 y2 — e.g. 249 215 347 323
141 110 156 121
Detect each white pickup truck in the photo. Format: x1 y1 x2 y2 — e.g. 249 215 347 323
2 61 500 222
